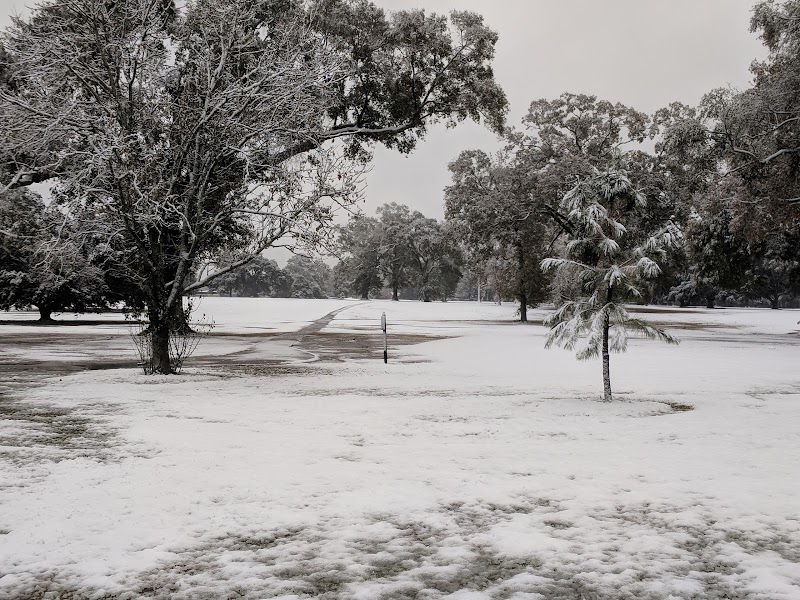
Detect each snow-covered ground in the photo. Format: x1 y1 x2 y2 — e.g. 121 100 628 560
1 299 799 599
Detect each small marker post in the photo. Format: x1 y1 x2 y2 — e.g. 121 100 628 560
381 312 387 364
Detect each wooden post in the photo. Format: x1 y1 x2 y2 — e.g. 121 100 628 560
381 312 387 363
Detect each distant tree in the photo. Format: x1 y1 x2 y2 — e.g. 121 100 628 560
0 190 109 320
453 269 479 301
406 213 463 302
284 256 332 299
683 209 752 308
445 150 550 321
336 216 383 299
331 259 357 298
206 256 289 298
542 169 681 402
743 229 800 309
376 203 415 301
430 223 464 301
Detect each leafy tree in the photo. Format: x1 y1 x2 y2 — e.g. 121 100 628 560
331 259 356 298
0 190 110 320
700 0 800 226
206 256 290 297
515 93 654 203
668 222 800 309
0 0 507 372
336 215 382 299
429 222 464 301
446 94 660 321
683 209 752 308
284 256 332 299
376 203 414 301
521 93 652 164
541 169 681 402
652 5 800 308
405 212 463 302
446 149 552 320
743 228 800 308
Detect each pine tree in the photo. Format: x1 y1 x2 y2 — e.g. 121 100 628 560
541 169 682 401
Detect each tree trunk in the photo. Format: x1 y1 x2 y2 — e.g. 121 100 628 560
360 290 369 300
602 286 613 402
602 318 612 402
771 295 780 310
171 299 194 335
420 269 431 302
147 262 174 374
153 327 172 375
37 305 54 322
392 284 399 301
151 319 172 374
706 292 716 309
517 243 527 323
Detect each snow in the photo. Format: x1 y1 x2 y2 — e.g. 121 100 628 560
0 297 362 335
1 299 799 599
196 297 366 334
623 304 800 336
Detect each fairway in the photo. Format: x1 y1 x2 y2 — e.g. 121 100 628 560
1 299 799 599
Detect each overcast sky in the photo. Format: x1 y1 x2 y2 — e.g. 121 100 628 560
1 0 767 222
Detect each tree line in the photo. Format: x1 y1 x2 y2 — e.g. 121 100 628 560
204 202 467 303
339 1 800 318
443 1 800 319
333 203 463 302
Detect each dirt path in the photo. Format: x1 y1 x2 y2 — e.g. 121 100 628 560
196 302 445 370
0 303 444 387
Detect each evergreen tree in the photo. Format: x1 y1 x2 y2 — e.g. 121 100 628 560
542 169 681 402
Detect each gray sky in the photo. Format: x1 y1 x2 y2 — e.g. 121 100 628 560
1 0 766 222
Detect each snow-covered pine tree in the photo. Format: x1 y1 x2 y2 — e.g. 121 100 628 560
541 169 682 402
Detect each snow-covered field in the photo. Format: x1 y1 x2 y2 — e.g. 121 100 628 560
1 299 799 599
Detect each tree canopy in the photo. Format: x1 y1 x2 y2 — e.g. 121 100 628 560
0 0 507 372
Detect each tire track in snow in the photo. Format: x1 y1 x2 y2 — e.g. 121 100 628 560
282 302 367 363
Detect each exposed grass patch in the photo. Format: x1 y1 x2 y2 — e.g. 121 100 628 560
8 499 797 599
